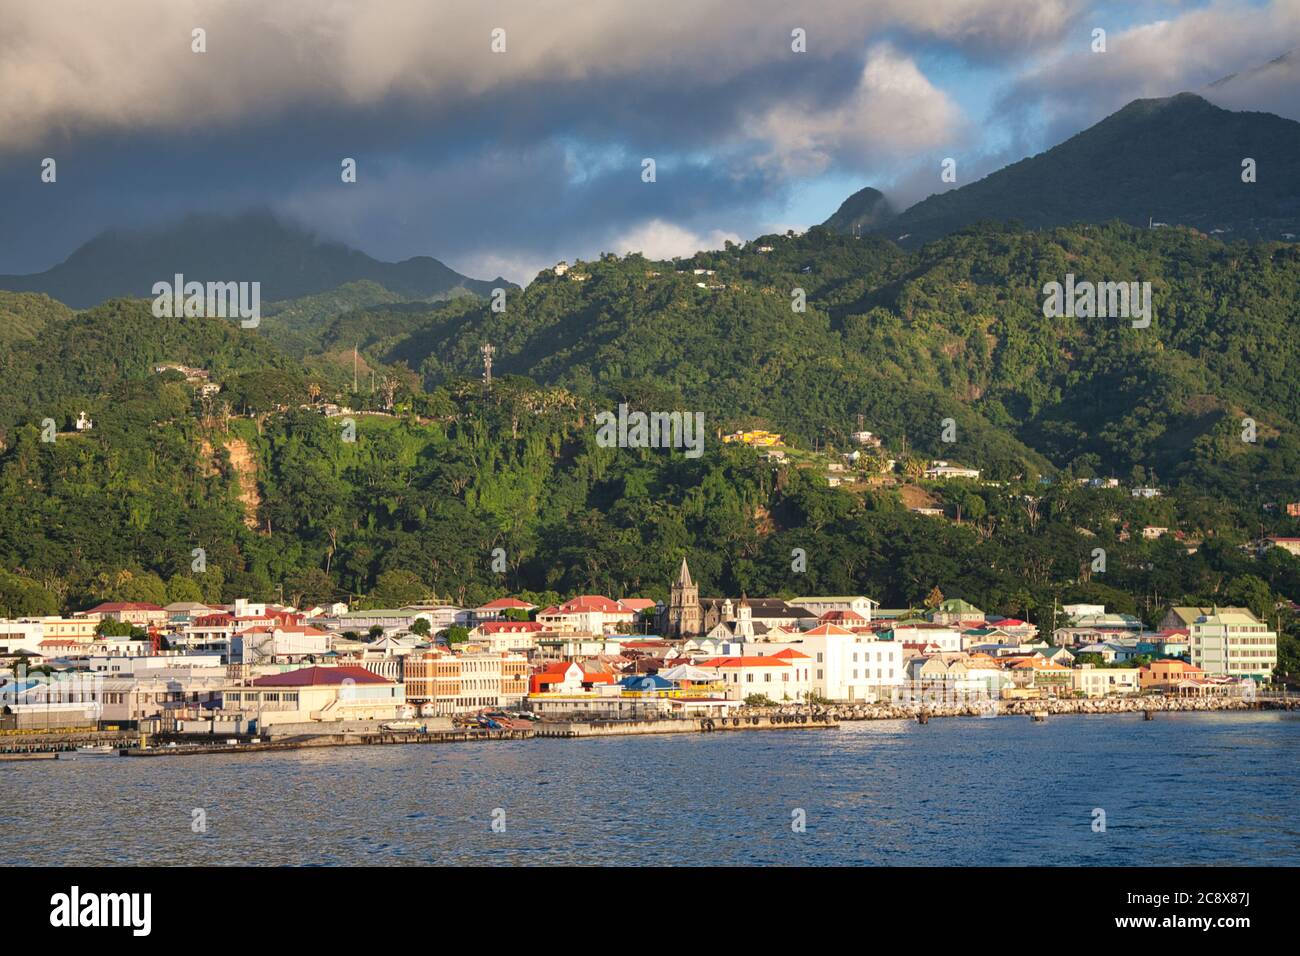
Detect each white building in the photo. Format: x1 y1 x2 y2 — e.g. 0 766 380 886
1062 603 1106 620
1191 609 1277 680
235 625 332 664
0 620 47 655
791 596 876 623
890 623 964 653
696 649 814 703
925 461 981 479
536 595 639 634
797 624 903 702
1072 664 1141 697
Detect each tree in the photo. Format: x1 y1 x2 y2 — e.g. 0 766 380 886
0 569 58 617
165 575 205 604
367 625 385 641
410 617 431 637
924 586 944 609
285 568 336 609
1225 574 1274 622
445 625 470 645
372 569 429 608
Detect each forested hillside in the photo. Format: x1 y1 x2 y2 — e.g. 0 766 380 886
0 212 1298 674
308 222 1300 498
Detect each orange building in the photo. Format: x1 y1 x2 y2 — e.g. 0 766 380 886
1139 658 1205 690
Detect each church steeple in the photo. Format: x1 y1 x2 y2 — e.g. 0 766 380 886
677 557 694 589
665 556 702 638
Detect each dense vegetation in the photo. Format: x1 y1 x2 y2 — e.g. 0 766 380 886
0 218 1297 675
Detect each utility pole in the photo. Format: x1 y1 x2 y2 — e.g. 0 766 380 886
481 343 495 392
352 344 358 394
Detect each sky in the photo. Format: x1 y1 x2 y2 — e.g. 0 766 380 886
1 0 1298 285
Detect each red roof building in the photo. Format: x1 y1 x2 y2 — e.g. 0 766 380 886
251 665 392 687
475 621 544 635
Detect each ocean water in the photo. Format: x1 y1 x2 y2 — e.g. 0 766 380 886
4 711 1297 866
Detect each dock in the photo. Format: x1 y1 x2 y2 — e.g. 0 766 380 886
109 714 836 754
533 714 838 738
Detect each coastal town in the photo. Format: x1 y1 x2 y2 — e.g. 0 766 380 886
0 557 1286 756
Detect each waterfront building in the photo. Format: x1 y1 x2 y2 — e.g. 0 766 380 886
696 653 813 702
222 666 406 728
1190 608 1277 680
1007 656 1074 694
1160 606 1251 630
1072 664 1141 697
797 624 902 702
403 650 528 715
1139 658 1206 691
529 660 616 694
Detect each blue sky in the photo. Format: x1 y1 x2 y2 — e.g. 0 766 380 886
0 0 1296 285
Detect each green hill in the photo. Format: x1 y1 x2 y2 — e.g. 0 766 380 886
317 222 1300 497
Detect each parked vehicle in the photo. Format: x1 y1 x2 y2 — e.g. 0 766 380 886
381 720 422 732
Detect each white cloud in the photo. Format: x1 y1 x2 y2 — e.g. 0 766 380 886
744 43 966 176
1002 0 1300 130
605 219 743 261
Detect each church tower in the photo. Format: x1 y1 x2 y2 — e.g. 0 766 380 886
734 593 754 640
665 557 702 638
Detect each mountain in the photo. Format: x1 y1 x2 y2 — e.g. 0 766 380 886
294 221 1300 496
822 186 896 236
825 94 1300 245
0 209 511 309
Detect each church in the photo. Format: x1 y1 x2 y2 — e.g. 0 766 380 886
659 558 816 638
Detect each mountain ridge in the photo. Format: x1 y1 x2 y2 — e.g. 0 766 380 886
825 93 1300 245
0 209 512 309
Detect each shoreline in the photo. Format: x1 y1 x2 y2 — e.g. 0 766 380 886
782 695 1298 722
2 698 1293 760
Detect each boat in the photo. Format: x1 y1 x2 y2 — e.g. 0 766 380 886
1030 711 1048 722
71 744 120 757
381 720 422 732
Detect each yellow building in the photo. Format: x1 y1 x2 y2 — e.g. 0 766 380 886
722 430 782 447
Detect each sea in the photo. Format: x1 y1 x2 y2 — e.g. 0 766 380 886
4 711 1296 866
